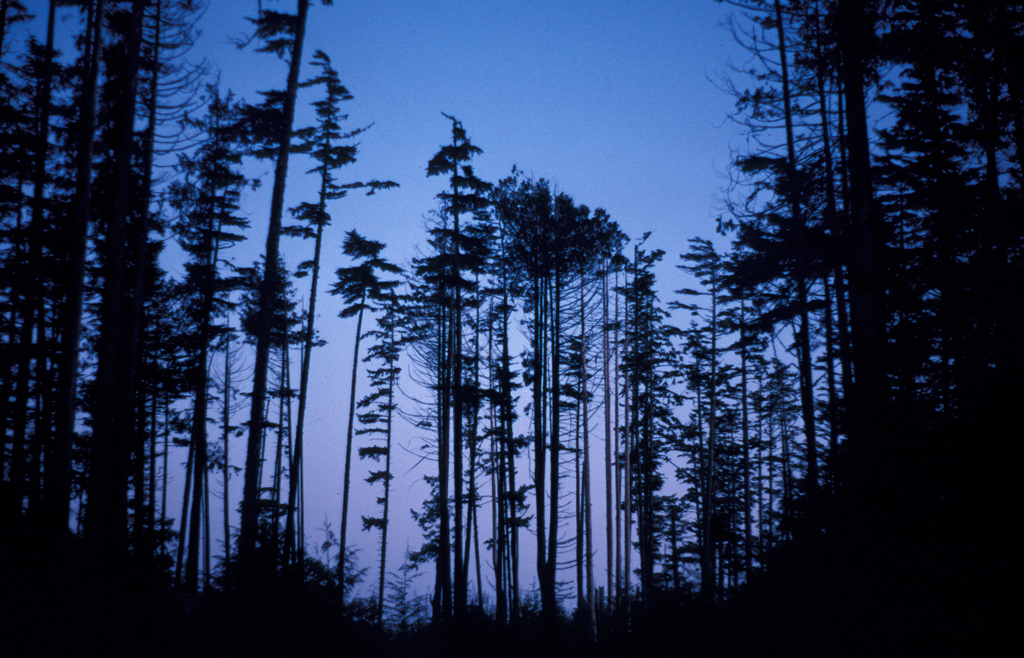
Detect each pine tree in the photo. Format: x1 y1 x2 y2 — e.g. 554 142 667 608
425 114 491 622
357 289 403 626
330 230 400 601
86 0 148 576
168 86 249 593
282 49 396 574
675 237 729 602
620 237 681 608
239 0 324 583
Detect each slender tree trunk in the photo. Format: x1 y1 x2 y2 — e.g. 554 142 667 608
533 276 549 616
87 0 146 572
581 278 596 640
575 399 584 616
131 0 161 559
452 183 466 620
546 270 562 621
241 0 310 581
161 392 169 551
285 209 325 576
377 346 395 625
437 297 452 624
18 0 57 532
501 270 520 620
176 430 195 586
470 299 483 607
51 0 103 558
339 297 366 598
701 277 717 602
271 345 289 562
740 306 753 579
613 272 622 605
773 0 817 494
603 267 614 612
185 326 211 593
622 271 632 612
222 330 233 585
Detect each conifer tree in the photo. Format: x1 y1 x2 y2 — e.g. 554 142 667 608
330 230 400 600
621 238 681 607
675 237 729 601
282 49 396 573
425 115 491 621
87 0 148 572
239 0 325 582
357 289 403 626
168 86 249 593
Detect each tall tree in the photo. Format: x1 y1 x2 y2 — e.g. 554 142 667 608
51 0 104 563
86 0 147 575
676 237 729 602
621 238 680 608
282 48 396 574
168 86 249 593
493 172 625 623
357 289 403 626
239 0 322 583
425 114 491 622
330 230 400 600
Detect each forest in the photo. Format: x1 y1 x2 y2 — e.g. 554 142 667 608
1 0 1019 655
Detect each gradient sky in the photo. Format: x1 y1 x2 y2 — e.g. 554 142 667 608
186 0 755 601
30 0 757 601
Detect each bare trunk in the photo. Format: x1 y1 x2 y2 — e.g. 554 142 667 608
581 278 596 640
339 300 366 596
603 267 614 612
240 0 310 581
87 0 146 571
51 0 102 557
773 0 817 494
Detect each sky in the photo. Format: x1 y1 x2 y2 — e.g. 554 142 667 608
30 0 757 603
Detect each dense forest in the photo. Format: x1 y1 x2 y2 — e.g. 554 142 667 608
1 0 1019 655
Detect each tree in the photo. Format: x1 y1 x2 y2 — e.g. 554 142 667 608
620 237 681 608
330 230 400 600
425 114 492 622
675 237 729 601
86 0 148 575
357 289 403 626
168 86 249 593
282 48 396 574
239 0 324 583
493 171 625 625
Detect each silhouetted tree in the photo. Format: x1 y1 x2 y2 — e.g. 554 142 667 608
426 114 492 622
330 230 400 600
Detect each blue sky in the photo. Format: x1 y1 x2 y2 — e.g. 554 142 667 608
196 0 751 602
27 0 755 601
184 1 753 593
200 0 749 267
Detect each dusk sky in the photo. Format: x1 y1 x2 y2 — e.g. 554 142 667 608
197 0 749 601
30 0 758 600
176 0 757 601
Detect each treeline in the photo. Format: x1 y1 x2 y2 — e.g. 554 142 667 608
1 0 1019 650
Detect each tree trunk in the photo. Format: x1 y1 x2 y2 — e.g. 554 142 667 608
240 0 309 582
86 0 146 574
581 278 596 640
339 297 366 598
222 329 233 585
50 0 103 559
603 267 614 613
773 0 817 494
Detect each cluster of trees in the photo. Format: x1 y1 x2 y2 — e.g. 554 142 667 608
1 0 1018 647
0 0 403 598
